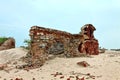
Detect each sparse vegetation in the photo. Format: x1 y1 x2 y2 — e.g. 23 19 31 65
99 47 107 53
111 49 120 51
0 37 8 45
21 39 31 50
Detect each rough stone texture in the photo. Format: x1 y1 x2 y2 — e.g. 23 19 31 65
0 38 15 51
29 26 71 56
78 24 99 55
28 24 99 66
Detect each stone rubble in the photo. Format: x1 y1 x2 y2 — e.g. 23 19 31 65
77 61 90 67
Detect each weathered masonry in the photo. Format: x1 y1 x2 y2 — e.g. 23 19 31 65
78 24 99 55
0 37 15 51
29 24 99 59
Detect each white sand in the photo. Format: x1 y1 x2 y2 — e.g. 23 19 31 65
0 48 120 80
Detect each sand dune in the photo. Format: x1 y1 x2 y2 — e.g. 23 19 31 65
0 48 28 64
0 48 120 80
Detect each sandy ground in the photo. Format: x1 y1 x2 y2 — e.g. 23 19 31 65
0 48 120 80
0 48 28 64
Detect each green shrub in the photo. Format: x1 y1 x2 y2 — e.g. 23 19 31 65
0 37 8 44
21 39 31 50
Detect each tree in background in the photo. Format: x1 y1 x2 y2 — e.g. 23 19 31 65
21 39 31 50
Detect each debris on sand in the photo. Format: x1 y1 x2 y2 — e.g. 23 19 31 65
51 72 63 77
0 64 7 70
77 61 90 67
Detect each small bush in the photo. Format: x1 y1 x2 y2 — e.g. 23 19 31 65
0 37 8 44
20 39 31 50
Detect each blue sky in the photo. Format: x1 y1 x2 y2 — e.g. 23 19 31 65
0 0 120 49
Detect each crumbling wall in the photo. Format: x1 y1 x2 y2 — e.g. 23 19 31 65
78 24 99 55
29 26 72 66
66 34 84 57
0 38 15 51
29 26 71 56
29 24 99 66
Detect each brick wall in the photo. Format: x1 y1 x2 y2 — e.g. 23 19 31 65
29 24 99 65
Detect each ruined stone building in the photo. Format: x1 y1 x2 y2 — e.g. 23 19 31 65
78 24 99 55
29 24 99 59
0 38 15 51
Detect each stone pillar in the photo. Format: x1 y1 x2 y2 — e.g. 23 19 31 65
78 24 99 55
